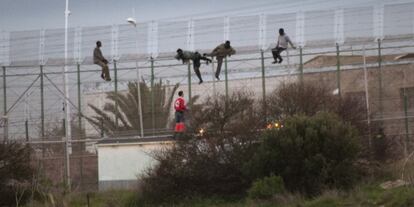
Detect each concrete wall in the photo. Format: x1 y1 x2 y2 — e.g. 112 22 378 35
304 62 414 152
83 74 297 136
97 140 174 190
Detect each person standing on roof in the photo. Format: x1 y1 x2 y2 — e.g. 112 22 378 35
175 49 212 84
93 41 111 81
205 40 236 80
271 28 296 64
174 91 187 139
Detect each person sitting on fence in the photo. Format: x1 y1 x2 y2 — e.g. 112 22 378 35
93 41 111 81
174 90 187 139
204 40 236 80
272 28 296 64
175 49 212 84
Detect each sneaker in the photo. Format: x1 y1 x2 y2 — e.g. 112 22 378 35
215 75 220 80
278 59 283 64
101 73 105 80
272 60 278 64
199 80 203 84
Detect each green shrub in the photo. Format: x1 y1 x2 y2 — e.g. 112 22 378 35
138 92 263 204
246 112 360 196
248 175 285 200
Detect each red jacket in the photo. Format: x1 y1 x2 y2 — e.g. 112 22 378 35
174 97 186 112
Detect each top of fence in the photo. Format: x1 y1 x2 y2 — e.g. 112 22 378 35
1 2 414 66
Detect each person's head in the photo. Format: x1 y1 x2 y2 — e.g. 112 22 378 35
178 91 184 97
279 28 285 36
176 48 183 55
175 48 183 60
224 40 231 49
96 41 102 48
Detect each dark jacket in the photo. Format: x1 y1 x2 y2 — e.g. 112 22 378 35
93 47 107 64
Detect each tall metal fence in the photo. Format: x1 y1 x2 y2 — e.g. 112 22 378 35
1 2 414 191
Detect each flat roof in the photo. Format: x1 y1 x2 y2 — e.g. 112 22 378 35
97 135 174 146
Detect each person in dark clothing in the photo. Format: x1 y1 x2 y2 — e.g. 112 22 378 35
175 48 212 84
93 41 111 81
205 40 236 80
272 28 296 64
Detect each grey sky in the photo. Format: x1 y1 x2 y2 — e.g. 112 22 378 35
1 0 413 32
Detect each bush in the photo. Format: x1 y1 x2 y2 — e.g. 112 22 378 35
247 112 360 196
266 81 392 162
0 142 33 206
247 175 285 200
138 92 263 204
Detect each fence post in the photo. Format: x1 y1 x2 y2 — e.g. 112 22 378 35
187 62 192 103
25 120 29 141
378 39 383 119
150 58 155 135
40 65 45 157
76 63 83 189
113 60 119 130
77 63 82 138
100 119 104 138
260 50 266 121
336 43 341 96
2 66 7 142
299 47 304 83
363 46 372 149
225 57 229 99
404 91 409 157
62 118 71 192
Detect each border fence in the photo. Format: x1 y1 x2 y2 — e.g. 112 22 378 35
1 2 414 191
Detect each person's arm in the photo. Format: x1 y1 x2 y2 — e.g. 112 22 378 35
286 36 296 49
200 56 212 63
174 54 182 63
181 99 187 111
212 45 221 53
174 54 180 60
95 48 107 62
175 54 188 64
229 47 236 56
210 44 221 56
276 36 280 48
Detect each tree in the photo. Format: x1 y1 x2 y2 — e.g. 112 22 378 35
87 80 179 136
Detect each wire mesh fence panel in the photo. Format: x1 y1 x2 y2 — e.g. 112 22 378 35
2 2 414 192
383 3 414 40
229 15 260 50
344 6 375 44
266 12 297 49
194 17 225 52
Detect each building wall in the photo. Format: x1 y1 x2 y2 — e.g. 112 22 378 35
83 74 296 137
97 141 174 190
304 62 414 155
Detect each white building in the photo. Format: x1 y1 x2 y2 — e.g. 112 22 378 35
97 137 174 191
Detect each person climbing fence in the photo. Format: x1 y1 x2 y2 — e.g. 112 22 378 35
93 41 111 81
175 49 212 84
271 28 296 64
204 40 236 80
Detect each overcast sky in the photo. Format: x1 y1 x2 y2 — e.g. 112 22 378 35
1 0 413 32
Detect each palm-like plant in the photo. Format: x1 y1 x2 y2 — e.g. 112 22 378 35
86 80 179 137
